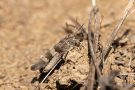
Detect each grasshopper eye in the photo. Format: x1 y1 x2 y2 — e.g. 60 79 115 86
75 32 85 41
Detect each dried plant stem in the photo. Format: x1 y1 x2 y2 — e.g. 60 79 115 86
103 0 135 63
86 11 102 90
128 55 132 67
119 72 135 76
94 8 101 53
86 63 96 90
92 0 96 7
85 0 103 90
88 14 101 77
87 20 97 90
90 0 102 77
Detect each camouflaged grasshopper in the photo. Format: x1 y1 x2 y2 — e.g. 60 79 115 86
31 23 87 74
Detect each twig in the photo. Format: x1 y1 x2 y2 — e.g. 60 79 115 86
128 53 133 67
86 17 96 90
86 62 96 90
86 8 102 90
103 0 135 63
92 0 96 7
119 72 135 76
88 12 101 78
93 8 101 53
84 0 102 90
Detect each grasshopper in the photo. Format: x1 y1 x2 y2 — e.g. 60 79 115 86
31 24 87 74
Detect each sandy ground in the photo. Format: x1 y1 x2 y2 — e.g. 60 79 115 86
0 0 135 90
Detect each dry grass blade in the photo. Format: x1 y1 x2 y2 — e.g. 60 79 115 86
92 0 102 53
86 63 96 90
87 16 96 90
86 9 102 90
93 8 101 53
103 0 135 62
92 0 96 7
88 1 102 78
85 0 102 90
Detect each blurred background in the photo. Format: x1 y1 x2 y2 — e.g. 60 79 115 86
0 0 135 89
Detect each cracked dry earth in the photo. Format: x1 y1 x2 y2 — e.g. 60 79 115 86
0 0 135 90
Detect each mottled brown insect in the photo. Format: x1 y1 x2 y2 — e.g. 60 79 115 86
31 24 87 73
